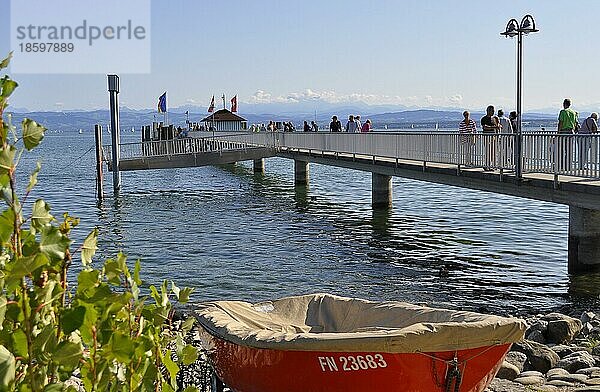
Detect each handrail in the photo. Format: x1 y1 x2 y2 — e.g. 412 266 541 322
103 131 600 179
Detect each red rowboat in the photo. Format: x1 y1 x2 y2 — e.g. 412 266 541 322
195 293 525 392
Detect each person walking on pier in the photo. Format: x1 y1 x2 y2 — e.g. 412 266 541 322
558 98 579 171
355 115 362 132
577 112 598 169
361 119 372 133
303 121 311 132
481 105 500 170
330 116 342 132
497 109 513 166
459 111 477 166
311 121 319 132
509 111 518 133
346 115 359 133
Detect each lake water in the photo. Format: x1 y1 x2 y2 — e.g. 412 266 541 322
20 130 600 316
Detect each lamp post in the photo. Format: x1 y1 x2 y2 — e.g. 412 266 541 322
501 15 539 180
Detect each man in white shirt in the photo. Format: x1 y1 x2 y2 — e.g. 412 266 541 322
497 109 512 133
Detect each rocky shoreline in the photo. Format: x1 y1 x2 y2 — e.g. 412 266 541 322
485 311 600 392
176 309 600 392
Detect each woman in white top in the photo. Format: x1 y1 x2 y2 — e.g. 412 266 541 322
578 112 598 169
346 115 359 133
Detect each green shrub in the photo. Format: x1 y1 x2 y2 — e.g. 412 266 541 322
0 52 198 392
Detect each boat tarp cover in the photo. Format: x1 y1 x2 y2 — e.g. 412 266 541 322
195 293 526 353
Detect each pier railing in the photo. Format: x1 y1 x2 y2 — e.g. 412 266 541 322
274 132 600 179
104 132 600 179
102 132 279 163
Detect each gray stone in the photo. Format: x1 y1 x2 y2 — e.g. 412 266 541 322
544 313 583 344
587 378 600 386
527 329 547 344
519 370 544 378
574 387 600 391
578 367 600 375
513 375 545 385
583 322 595 335
527 320 549 335
496 361 520 381
505 351 527 372
485 378 527 392
546 379 575 387
546 367 571 378
582 312 597 325
511 340 560 374
547 372 588 383
557 351 596 373
592 346 600 356
552 344 578 358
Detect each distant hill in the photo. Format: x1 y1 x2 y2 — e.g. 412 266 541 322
5 108 559 133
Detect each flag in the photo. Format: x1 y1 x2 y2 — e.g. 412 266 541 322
157 92 167 113
208 96 215 113
231 95 237 112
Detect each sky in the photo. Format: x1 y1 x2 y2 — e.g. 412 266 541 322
0 0 597 112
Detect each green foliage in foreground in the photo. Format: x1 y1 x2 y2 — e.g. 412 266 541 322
0 52 199 391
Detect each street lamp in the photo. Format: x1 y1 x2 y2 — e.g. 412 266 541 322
501 14 539 180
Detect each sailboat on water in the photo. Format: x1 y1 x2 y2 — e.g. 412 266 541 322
78 129 83 134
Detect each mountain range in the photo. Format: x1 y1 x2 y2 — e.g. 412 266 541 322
4 107 560 133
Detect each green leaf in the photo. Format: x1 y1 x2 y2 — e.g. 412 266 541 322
180 345 198 366
108 333 135 363
10 254 49 280
177 287 194 304
0 345 15 390
11 329 27 358
31 199 53 232
26 162 41 193
161 350 179 387
0 53 11 70
77 269 99 292
0 297 6 328
171 281 180 300
81 228 98 267
40 226 71 262
182 387 199 392
61 306 86 334
0 77 17 100
0 146 15 176
22 118 46 151
43 384 64 392
32 324 57 358
0 209 14 245
53 341 82 369
181 317 195 335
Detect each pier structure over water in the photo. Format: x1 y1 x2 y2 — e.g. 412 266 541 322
98 130 600 273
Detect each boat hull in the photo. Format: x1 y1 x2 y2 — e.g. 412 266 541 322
203 333 511 392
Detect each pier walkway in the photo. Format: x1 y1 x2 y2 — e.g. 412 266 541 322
103 131 600 273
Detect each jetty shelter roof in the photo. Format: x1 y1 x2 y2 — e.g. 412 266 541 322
201 109 247 122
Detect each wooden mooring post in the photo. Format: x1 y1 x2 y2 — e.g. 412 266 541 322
94 124 103 201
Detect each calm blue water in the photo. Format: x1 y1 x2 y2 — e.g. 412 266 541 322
19 130 600 316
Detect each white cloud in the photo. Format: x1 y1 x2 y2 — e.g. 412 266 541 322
245 89 468 107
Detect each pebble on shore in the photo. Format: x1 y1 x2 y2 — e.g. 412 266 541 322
486 311 600 392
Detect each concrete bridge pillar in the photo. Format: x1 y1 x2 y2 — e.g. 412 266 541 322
294 160 309 186
253 158 265 174
569 206 600 273
372 173 392 209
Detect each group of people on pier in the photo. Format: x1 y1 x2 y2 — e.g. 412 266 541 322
458 99 599 171
329 115 373 133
